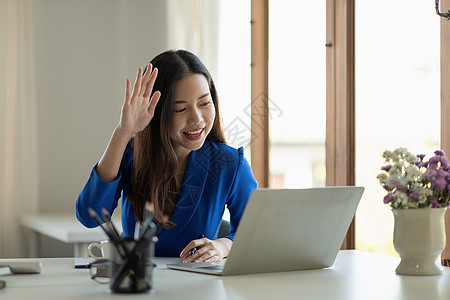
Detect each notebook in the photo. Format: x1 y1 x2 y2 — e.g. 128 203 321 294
0 261 42 274
167 186 364 276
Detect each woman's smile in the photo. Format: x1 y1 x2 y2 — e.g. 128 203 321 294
183 127 205 140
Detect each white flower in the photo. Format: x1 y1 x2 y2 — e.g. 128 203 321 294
377 173 388 183
405 165 422 182
389 165 402 178
393 147 408 159
382 150 393 160
405 153 418 164
419 188 433 203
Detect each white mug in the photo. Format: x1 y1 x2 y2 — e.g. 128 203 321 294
88 240 111 260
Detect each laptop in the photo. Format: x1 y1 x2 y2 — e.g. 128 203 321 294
167 186 364 276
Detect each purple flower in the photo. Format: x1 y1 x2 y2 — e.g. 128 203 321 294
431 200 443 208
414 161 428 168
431 176 447 192
383 193 395 204
429 152 450 168
428 162 438 170
429 156 440 164
434 150 445 156
381 165 392 172
431 202 442 208
391 179 401 187
388 179 401 190
425 168 438 179
437 169 450 179
409 192 420 201
417 154 426 161
397 185 409 193
441 156 449 168
428 195 442 208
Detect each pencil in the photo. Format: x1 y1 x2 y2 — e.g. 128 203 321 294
88 208 126 258
101 208 122 241
88 208 105 228
100 208 127 257
137 202 156 240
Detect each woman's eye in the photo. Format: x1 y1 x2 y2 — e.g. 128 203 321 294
174 108 186 113
200 101 211 107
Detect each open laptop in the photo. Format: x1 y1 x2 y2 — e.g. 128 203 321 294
167 186 364 276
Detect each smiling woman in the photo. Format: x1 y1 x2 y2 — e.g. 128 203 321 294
76 50 258 263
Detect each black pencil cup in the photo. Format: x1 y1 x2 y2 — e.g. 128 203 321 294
109 236 157 293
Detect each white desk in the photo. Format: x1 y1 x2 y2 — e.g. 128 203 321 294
21 214 122 257
1 251 449 299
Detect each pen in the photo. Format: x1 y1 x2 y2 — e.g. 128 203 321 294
139 202 155 240
88 208 127 258
101 208 122 242
100 208 128 257
189 234 205 257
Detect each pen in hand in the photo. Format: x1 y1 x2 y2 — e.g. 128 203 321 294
189 234 205 257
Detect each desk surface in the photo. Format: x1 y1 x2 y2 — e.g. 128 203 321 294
1 250 449 300
21 214 122 243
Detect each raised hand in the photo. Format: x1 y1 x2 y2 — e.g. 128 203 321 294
117 63 161 137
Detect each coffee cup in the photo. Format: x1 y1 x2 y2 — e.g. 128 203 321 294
88 240 111 260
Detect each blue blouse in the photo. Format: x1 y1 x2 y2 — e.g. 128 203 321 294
76 139 258 257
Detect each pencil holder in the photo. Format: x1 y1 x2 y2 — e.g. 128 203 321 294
109 236 157 293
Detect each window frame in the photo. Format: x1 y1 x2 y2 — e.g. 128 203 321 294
440 0 450 265
325 0 355 249
250 0 270 188
250 0 450 255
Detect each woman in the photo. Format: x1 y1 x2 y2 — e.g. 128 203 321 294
76 50 257 263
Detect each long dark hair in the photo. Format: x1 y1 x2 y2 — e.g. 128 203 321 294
129 50 225 227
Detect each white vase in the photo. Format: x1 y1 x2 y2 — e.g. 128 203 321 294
392 207 446 276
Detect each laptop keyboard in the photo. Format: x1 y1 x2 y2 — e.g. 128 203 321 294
193 265 224 271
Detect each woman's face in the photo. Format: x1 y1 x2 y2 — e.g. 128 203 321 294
170 73 216 160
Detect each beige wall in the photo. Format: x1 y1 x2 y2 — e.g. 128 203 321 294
31 0 167 256
33 0 167 213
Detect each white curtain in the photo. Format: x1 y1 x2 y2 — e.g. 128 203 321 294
0 0 39 257
166 0 220 80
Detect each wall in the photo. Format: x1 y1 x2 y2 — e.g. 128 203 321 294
32 0 167 256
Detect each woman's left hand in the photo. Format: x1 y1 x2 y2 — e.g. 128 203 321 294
180 237 233 263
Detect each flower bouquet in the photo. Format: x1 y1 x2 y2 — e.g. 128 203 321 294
377 148 450 209
377 147 449 275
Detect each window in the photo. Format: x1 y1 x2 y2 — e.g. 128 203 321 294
268 0 326 189
217 0 252 156
217 0 251 221
355 0 440 255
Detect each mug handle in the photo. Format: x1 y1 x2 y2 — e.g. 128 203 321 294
87 243 103 260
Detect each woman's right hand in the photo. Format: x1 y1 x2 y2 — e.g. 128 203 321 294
117 63 161 137
96 64 160 183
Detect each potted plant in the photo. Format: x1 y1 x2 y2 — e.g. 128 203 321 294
377 148 450 275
